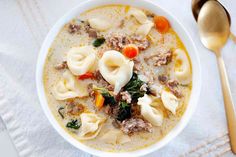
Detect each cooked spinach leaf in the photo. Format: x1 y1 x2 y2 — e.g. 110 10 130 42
58 107 65 119
124 73 146 101
116 101 131 121
93 38 105 47
66 119 81 129
101 92 116 106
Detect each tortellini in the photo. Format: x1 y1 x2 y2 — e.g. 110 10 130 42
67 46 97 75
128 8 148 24
88 18 111 31
52 70 88 100
101 129 131 144
161 90 179 115
98 50 134 94
138 94 163 126
78 113 105 140
173 49 191 85
137 22 154 36
128 7 154 36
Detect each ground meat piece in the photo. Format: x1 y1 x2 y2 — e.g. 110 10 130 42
83 21 98 38
54 61 68 70
109 105 120 118
106 34 131 51
158 75 168 84
166 80 183 98
104 105 111 114
120 91 132 103
87 83 94 97
140 83 148 92
147 12 155 18
87 29 97 38
118 19 125 28
112 119 121 128
133 59 142 72
121 118 152 135
107 84 114 91
145 50 172 67
131 104 141 117
93 70 109 87
153 50 172 66
68 24 81 34
66 101 84 115
130 35 150 50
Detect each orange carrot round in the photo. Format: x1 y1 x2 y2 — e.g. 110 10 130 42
154 16 170 33
123 44 139 58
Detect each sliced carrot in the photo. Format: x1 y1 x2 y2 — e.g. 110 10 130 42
122 44 139 58
154 16 170 33
95 91 105 109
78 72 94 80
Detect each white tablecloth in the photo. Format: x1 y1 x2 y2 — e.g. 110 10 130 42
0 0 235 156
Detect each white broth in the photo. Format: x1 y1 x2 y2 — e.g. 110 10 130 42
43 5 192 152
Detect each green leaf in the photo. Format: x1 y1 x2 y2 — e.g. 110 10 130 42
93 38 105 47
66 119 81 129
116 101 131 121
124 73 146 101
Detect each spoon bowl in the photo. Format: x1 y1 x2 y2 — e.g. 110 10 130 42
192 0 231 25
197 0 229 52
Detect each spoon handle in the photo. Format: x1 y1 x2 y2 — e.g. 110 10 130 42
216 53 236 154
230 32 236 44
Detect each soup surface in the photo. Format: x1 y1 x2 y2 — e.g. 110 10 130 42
43 5 192 152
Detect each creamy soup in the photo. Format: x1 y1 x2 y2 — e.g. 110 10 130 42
43 5 192 152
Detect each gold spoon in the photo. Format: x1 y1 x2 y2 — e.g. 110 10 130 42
197 0 236 153
192 0 236 43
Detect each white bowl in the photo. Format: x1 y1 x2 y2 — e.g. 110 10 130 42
36 0 201 156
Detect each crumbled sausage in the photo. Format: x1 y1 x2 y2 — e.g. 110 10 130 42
106 33 131 51
87 29 97 38
133 59 142 72
158 75 168 84
107 84 114 91
87 83 95 97
120 91 132 103
131 104 141 117
121 117 152 135
68 24 81 34
130 35 150 51
166 80 183 98
153 50 172 66
112 119 121 128
106 34 150 51
54 61 68 70
140 83 148 92
118 19 125 28
83 21 98 38
66 101 84 115
145 50 172 67
93 70 109 87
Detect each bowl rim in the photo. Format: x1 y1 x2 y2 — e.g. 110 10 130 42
36 0 202 156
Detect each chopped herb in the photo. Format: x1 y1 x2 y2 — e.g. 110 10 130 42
58 107 65 119
116 101 131 121
66 119 81 130
124 73 146 101
93 86 116 105
93 38 105 47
